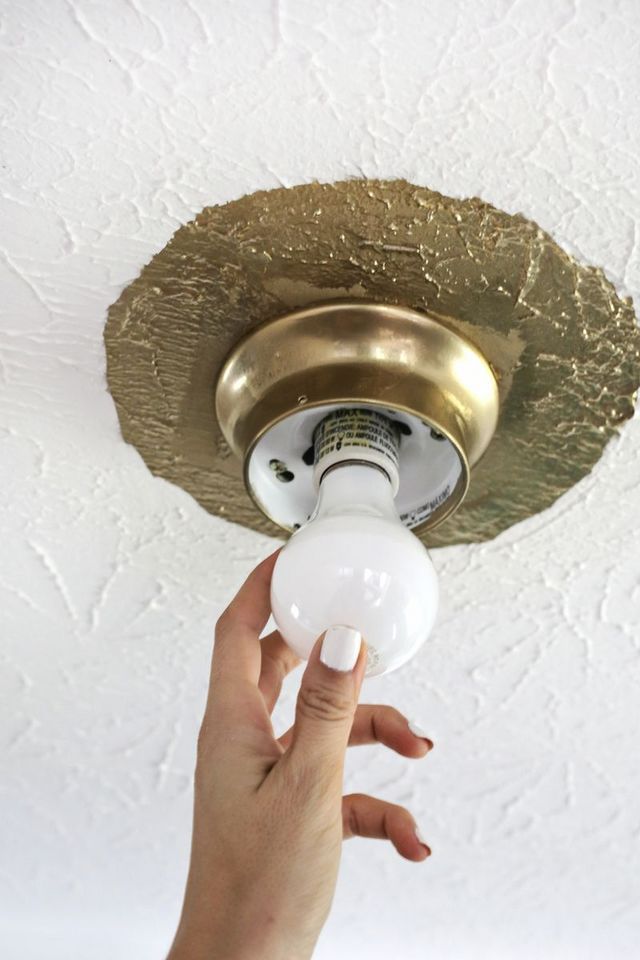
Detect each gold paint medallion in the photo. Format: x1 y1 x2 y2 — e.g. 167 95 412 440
105 179 640 547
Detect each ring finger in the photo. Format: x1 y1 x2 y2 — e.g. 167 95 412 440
342 792 431 861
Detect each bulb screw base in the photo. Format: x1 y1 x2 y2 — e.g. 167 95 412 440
312 408 401 495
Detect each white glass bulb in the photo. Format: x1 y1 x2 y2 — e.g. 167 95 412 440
270 462 438 677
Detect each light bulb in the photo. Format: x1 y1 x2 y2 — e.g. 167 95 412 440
270 409 439 678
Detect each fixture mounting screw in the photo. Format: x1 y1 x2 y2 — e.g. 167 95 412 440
269 458 295 483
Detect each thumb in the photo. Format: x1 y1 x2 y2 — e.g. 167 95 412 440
286 626 367 780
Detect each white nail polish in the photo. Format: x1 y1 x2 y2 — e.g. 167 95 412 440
415 826 430 851
408 718 431 740
320 625 362 672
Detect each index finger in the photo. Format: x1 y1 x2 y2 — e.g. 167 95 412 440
209 546 283 692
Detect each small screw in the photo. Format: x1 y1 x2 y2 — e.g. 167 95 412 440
269 458 294 482
430 428 446 441
297 395 308 405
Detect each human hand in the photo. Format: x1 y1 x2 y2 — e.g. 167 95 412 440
167 547 433 960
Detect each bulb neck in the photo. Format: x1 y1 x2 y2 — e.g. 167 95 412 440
314 462 399 521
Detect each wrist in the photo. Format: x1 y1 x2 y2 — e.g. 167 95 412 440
167 911 316 960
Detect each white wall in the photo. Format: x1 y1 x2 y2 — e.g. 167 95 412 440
1 1 639 957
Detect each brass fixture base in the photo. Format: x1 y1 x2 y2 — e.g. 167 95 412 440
215 300 499 534
104 178 640 548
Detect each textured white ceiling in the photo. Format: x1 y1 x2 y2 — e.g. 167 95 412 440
2 2 640 958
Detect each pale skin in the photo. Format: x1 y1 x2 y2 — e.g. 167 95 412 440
167 546 433 960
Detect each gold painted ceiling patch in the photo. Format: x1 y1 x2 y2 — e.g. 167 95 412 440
104 179 640 548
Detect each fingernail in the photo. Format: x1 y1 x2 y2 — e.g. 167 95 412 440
320 625 362 672
415 826 431 855
408 719 434 749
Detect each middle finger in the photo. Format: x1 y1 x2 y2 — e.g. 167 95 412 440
278 704 434 756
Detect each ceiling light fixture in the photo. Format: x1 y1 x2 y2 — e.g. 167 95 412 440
214 300 499 676
104 179 640 680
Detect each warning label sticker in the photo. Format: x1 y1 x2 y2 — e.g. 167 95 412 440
400 483 452 527
313 409 400 468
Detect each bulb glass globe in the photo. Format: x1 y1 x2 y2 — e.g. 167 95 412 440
270 462 438 677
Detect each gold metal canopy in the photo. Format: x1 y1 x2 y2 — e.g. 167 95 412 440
104 178 640 548
214 299 500 534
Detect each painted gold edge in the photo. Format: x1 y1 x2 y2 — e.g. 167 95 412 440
215 296 500 382
214 297 500 463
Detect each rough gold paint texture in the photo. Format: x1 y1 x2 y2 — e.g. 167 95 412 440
104 179 640 547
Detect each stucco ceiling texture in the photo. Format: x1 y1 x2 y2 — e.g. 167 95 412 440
2 1 640 958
